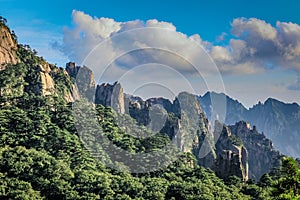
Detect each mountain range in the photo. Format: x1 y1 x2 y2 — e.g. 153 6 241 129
198 92 300 158
0 18 299 199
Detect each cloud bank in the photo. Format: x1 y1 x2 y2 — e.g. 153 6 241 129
211 18 300 74
56 10 211 75
55 11 300 93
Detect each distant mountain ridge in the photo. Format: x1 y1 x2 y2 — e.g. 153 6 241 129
198 92 300 158
95 82 286 180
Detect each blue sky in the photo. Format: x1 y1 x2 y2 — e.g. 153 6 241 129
3 0 300 41
1 0 300 107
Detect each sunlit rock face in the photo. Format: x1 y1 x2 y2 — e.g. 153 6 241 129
0 25 18 70
66 62 95 101
95 82 125 114
229 121 283 180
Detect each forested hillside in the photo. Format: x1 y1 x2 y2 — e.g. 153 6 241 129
0 17 299 200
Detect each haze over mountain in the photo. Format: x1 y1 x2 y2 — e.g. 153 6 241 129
199 92 300 158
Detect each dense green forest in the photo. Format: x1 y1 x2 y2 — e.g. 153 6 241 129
0 19 299 199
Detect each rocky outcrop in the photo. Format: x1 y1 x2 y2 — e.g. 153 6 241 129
65 62 95 101
93 81 291 181
212 121 248 181
229 121 282 180
95 82 125 114
198 92 247 125
63 84 80 102
38 64 55 96
66 62 80 79
25 64 55 96
0 25 18 70
247 99 300 158
128 96 174 126
38 62 82 101
173 92 210 153
127 92 210 152
199 92 300 158
125 89 249 180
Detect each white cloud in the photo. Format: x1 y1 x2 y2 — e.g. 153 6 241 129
56 10 219 81
72 10 121 39
209 17 300 77
231 18 277 41
277 22 300 63
145 19 176 30
54 10 228 99
210 46 231 63
55 12 300 96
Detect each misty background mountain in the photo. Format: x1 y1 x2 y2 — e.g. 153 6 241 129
198 92 300 158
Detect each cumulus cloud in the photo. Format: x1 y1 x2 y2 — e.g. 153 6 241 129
55 12 300 93
54 10 230 98
55 10 220 83
56 10 122 63
231 18 277 41
210 17 300 76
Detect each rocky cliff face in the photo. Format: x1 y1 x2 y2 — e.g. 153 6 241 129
0 26 77 101
37 63 55 96
0 25 18 70
198 92 247 125
95 82 125 114
199 92 300 158
229 121 282 180
212 121 248 181
127 96 175 126
65 62 80 78
66 62 95 101
104 85 250 180
173 92 210 153
247 99 300 157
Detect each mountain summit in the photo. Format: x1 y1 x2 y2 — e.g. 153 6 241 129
199 92 300 158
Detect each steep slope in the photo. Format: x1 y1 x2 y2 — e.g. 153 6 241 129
247 98 300 157
95 82 125 114
66 62 94 101
199 92 300 158
228 121 283 180
212 121 248 181
198 92 248 125
0 22 18 69
96 83 249 180
0 46 76 104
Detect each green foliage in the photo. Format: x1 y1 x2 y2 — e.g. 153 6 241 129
0 67 252 199
0 16 7 25
229 134 243 146
0 30 298 199
0 173 43 200
17 44 45 66
95 104 171 154
271 157 300 199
